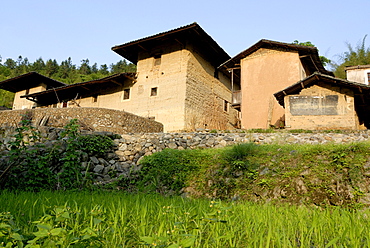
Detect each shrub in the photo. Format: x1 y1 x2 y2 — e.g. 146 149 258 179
223 142 258 161
78 135 113 157
0 118 114 191
137 149 203 194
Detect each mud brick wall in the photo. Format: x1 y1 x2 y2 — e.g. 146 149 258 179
284 84 361 130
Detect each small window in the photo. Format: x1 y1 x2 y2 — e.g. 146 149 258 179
214 68 219 79
123 88 130 100
62 102 68 108
153 54 161 67
223 100 228 112
151 87 158 96
92 95 98 103
367 72 370 84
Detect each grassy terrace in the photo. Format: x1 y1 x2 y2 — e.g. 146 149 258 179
1 191 370 247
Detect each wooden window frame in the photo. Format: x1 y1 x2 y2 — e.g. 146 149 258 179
123 88 130 100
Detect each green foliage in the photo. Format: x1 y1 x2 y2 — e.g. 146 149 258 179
137 149 204 194
26 205 107 247
1 115 55 191
57 119 83 190
119 140 370 203
2 192 370 247
287 129 313 133
292 40 331 66
0 90 14 109
1 118 114 191
77 135 113 157
0 212 24 247
246 128 276 133
223 142 257 162
0 205 108 247
333 35 370 78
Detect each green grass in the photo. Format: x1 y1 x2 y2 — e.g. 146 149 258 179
1 191 370 247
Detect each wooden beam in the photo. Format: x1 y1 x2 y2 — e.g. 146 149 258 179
124 75 137 82
138 44 148 51
80 86 90 91
227 67 241 70
111 80 122 86
25 96 38 103
174 38 184 47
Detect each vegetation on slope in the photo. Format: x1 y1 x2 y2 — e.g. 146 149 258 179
126 141 370 208
2 118 370 208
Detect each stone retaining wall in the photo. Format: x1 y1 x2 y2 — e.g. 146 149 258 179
111 131 370 164
1 127 370 185
0 108 163 133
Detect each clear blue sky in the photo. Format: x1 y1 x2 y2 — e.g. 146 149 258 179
1 0 369 70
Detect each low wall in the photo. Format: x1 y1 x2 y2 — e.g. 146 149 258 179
1 127 370 185
0 108 163 133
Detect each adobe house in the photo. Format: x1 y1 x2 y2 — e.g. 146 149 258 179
274 73 370 130
111 22 240 131
218 40 333 129
2 23 240 132
0 72 66 109
345 65 370 85
18 72 136 109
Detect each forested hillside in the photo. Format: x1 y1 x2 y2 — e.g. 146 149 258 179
0 56 136 108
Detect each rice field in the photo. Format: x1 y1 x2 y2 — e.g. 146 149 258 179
1 191 370 247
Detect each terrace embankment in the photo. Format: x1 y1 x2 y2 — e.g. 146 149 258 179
2 126 370 206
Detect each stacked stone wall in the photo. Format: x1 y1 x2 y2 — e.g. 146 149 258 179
0 107 163 133
2 124 370 185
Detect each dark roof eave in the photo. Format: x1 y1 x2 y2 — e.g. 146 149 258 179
112 23 199 52
20 72 136 100
218 39 331 76
0 72 66 93
112 22 230 65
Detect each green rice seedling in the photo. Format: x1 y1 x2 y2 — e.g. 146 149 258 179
1 191 370 247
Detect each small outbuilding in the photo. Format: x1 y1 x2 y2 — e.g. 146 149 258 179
274 73 370 130
0 72 66 110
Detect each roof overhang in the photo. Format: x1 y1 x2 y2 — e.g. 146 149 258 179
273 72 370 107
21 73 137 105
111 22 230 67
0 72 66 93
218 39 333 76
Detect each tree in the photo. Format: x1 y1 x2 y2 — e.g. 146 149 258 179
292 40 331 67
45 59 59 77
58 57 75 79
99 64 109 75
332 35 370 79
4 58 16 70
14 56 30 76
91 63 98 74
79 59 91 75
110 60 136 74
30 57 46 72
